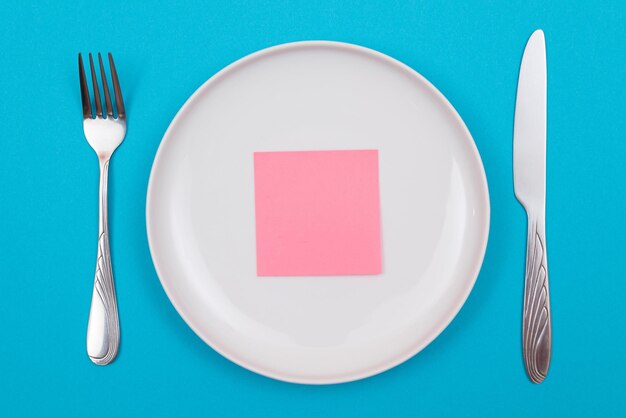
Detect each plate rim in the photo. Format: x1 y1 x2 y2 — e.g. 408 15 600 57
146 40 491 384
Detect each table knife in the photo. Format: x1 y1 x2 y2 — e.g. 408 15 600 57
513 29 552 384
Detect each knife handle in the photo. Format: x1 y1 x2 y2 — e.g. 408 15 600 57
522 214 552 383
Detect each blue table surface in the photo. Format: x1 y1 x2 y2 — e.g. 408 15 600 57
1 1 625 416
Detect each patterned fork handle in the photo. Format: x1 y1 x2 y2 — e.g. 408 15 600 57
86 159 120 365
522 216 552 383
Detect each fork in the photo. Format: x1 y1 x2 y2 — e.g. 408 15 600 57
79 53 126 365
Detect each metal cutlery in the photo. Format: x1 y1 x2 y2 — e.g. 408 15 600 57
79 53 126 365
513 30 552 383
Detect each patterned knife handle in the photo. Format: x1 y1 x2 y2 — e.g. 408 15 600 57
86 159 120 365
522 215 552 383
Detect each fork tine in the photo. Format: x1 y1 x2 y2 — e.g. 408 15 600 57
98 53 113 117
78 53 92 118
88 53 103 117
108 53 125 119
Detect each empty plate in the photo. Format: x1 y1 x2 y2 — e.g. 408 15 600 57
147 41 490 384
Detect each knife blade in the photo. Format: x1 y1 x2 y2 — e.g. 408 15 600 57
513 29 552 384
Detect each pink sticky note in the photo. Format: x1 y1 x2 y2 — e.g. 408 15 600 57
253 150 381 276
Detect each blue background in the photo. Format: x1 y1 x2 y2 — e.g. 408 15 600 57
1 1 625 416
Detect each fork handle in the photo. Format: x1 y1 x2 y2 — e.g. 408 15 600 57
522 214 552 383
86 158 120 365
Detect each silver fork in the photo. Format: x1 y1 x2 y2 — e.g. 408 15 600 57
79 53 126 365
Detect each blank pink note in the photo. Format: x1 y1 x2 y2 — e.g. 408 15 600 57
253 150 381 276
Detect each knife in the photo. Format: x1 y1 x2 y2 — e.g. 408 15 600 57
513 29 552 384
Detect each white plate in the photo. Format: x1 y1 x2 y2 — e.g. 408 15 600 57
147 41 490 384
